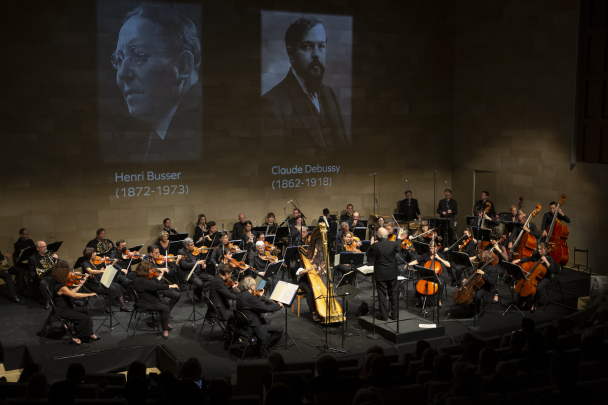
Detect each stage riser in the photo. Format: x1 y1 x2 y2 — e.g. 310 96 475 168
357 314 445 344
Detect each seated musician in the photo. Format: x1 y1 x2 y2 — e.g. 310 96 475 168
444 227 476 285
263 212 278 235
29 240 59 309
162 218 178 235
0 249 24 303
475 191 499 220
252 233 267 256
193 214 209 244
288 208 306 227
411 221 440 244
399 190 422 221
133 261 179 339
347 212 363 231
470 206 498 228
82 247 131 313
13 228 35 274
218 249 251 281
408 242 450 308
294 258 322 322
289 217 305 242
248 242 268 278
86 228 114 255
236 276 284 356
318 208 332 227
462 250 500 317
340 204 354 221
335 232 362 277
335 222 350 250
370 216 385 243
143 245 181 309
541 202 571 239
105 239 133 289
232 213 247 241
178 238 212 300
203 221 223 248
241 221 256 254
502 205 522 238
210 263 239 341
155 231 179 280
210 233 232 270
51 261 100 345
508 213 541 251
286 227 309 282
512 242 555 312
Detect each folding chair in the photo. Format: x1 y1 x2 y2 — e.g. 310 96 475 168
198 295 228 344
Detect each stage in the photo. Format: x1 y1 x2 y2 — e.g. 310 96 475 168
0 267 591 382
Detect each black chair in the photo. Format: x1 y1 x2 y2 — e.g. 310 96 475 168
227 310 256 362
127 290 162 339
39 285 76 347
198 295 228 344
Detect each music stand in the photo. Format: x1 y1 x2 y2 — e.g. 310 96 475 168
46 241 63 254
169 241 182 256
271 280 301 352
16 246 36 266
128 244 144 253
502 262 526 317
340 253 364 289
412 241 429 256
359 241 371 253
264 235 276 245
472 227 491 246
451 252 474 268
253 226 269 235
230 239 243 250
185 263 205 325
336 283 359 347
276 225 292 247
353 227 367 241
264 260 284 293
503 221 517 235
413 265 441 323
232 251 246 262
393 213 405 222
169 232 188 242
466 216 476 226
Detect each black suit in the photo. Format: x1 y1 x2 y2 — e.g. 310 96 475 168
367 239 402 319
209 274 238 321
399 198 421 221
177 247 211 298
470 216 498 229
340 213 352 222
261 69 349 149
28 252 52 300
231 222 246 241
236 290 283 349
475 199 497 218
133 277 174 330
436 198 457 218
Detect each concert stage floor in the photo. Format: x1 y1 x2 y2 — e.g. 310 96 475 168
0 267 591 382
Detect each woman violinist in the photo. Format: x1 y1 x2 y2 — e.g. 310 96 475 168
511 242 555 312
443 227 477 285
461 250 500 317
155 231 179 281
412 221 442 245
247 242 268 279
262 212 278 235
334 232 362 278
193 213 209 243
241 221 256 255
219 248 250 281
407 242 450 308
51 261 100 345
210 234 232 272
82 247 131 313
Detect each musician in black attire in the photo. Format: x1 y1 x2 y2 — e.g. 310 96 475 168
82 247 131 313
193 214 209 244
462 250 500 317
178 237 211 300
512 242 555 312
29 241 58 309
508 213 541 251
475 191 498 219
133 261 179 339
51 261 100 345
335 232 362 278
202 221 223 248
294 257 321 322
335 222 349 251
248 242 269 278
106 239 133 289
347 212 363 232
318 208 332 226
241 221 256 254
262 212 279 235
162 218 178 235
13 228 35 272
469 206 498 228
288 208 306 226
340 204 354 221
541 202 571 239
289 217 305 242
399 190 422 221
232 214 247 240
436 189 457 219
236 276 284 356
144 245 181 308
209 264 239 337
86 228 114 255
210 234 231 271
408 242 450 308
444 227 476 285
368 227 405 321
0 249 24 302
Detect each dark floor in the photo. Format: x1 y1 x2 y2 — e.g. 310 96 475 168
0 266 590 382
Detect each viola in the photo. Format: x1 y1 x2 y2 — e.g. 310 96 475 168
122 250 142 260
227 243 239 253
66 272 85 287
416 259 443 295
229 258 247 270
262 252 279 263
93 256 113 266
459 237 471 252
192 246 212 256
264 241 281 253
345 241 361 253
401 238 414 251
148 269 161 279
155 254 177 265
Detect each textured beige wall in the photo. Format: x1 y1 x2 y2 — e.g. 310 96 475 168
452 0 605 274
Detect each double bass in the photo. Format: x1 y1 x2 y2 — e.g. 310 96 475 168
298 223 344 323
509 204 541 260
543 194 569 266
515 243 555 298
477 202 493 253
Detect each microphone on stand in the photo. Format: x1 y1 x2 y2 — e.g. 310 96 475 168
369 172 380 176
287 199 294 204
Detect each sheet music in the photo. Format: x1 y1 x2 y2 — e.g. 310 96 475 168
100 265 118 288
269 280 299 305
358 265 374 274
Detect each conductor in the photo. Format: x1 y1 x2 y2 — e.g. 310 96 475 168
367 227 405 321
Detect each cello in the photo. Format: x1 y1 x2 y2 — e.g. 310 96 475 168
543 194 569 266
416 258 443 296
515 243 555 299
452 253 495 307
509 204 541 260
298 223 344 323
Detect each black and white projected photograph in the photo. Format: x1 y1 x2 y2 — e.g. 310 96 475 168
97 1 202 163
260 11 352 150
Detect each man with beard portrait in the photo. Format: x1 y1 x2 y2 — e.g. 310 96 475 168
261 17 349 149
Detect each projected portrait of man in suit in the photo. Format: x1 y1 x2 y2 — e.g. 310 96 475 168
262 17 350 149
105 5 202 163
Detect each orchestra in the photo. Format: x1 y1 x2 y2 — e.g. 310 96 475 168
2 190 574 351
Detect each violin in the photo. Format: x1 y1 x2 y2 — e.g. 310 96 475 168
264 241 281 253
155 254 177 265
459 237 471 252
262 251 279 263
66 272 86 287
224 277 239 289
229 258 248 270
122 250 142 260
388 234 397 242
93 256 113 266
401 238 414 251
148 269 161 279
192 246 212 256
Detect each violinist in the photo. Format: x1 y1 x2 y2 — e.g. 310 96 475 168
143 245 181 308
178 238 212 301
370 216 385 243
241 221 256 254
51 261 100 345
248 242 268 279
210 234 232 271
293 226 310 247
462 250 500 318
335 232 362 278
512 242 555 312
236 276 284 356
210 264 239 341
507 213 541 250
155 231 179 281
262 212 278 235
105 239 133 289
470 206 498 229
503 205 523 238
437 189 457 219
162 218 178 235
82 247 131 313
541 202 571 239
443 227 476 285
412 221 441 244
347 212 363 231
340 204 354 221
133 261 179 339
475 191 498 219
28 240 59 309
203 221 223 248
399 190 422 221
408 242 450 308
193 214 209 243
218 249 250 281
335 222 350 251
